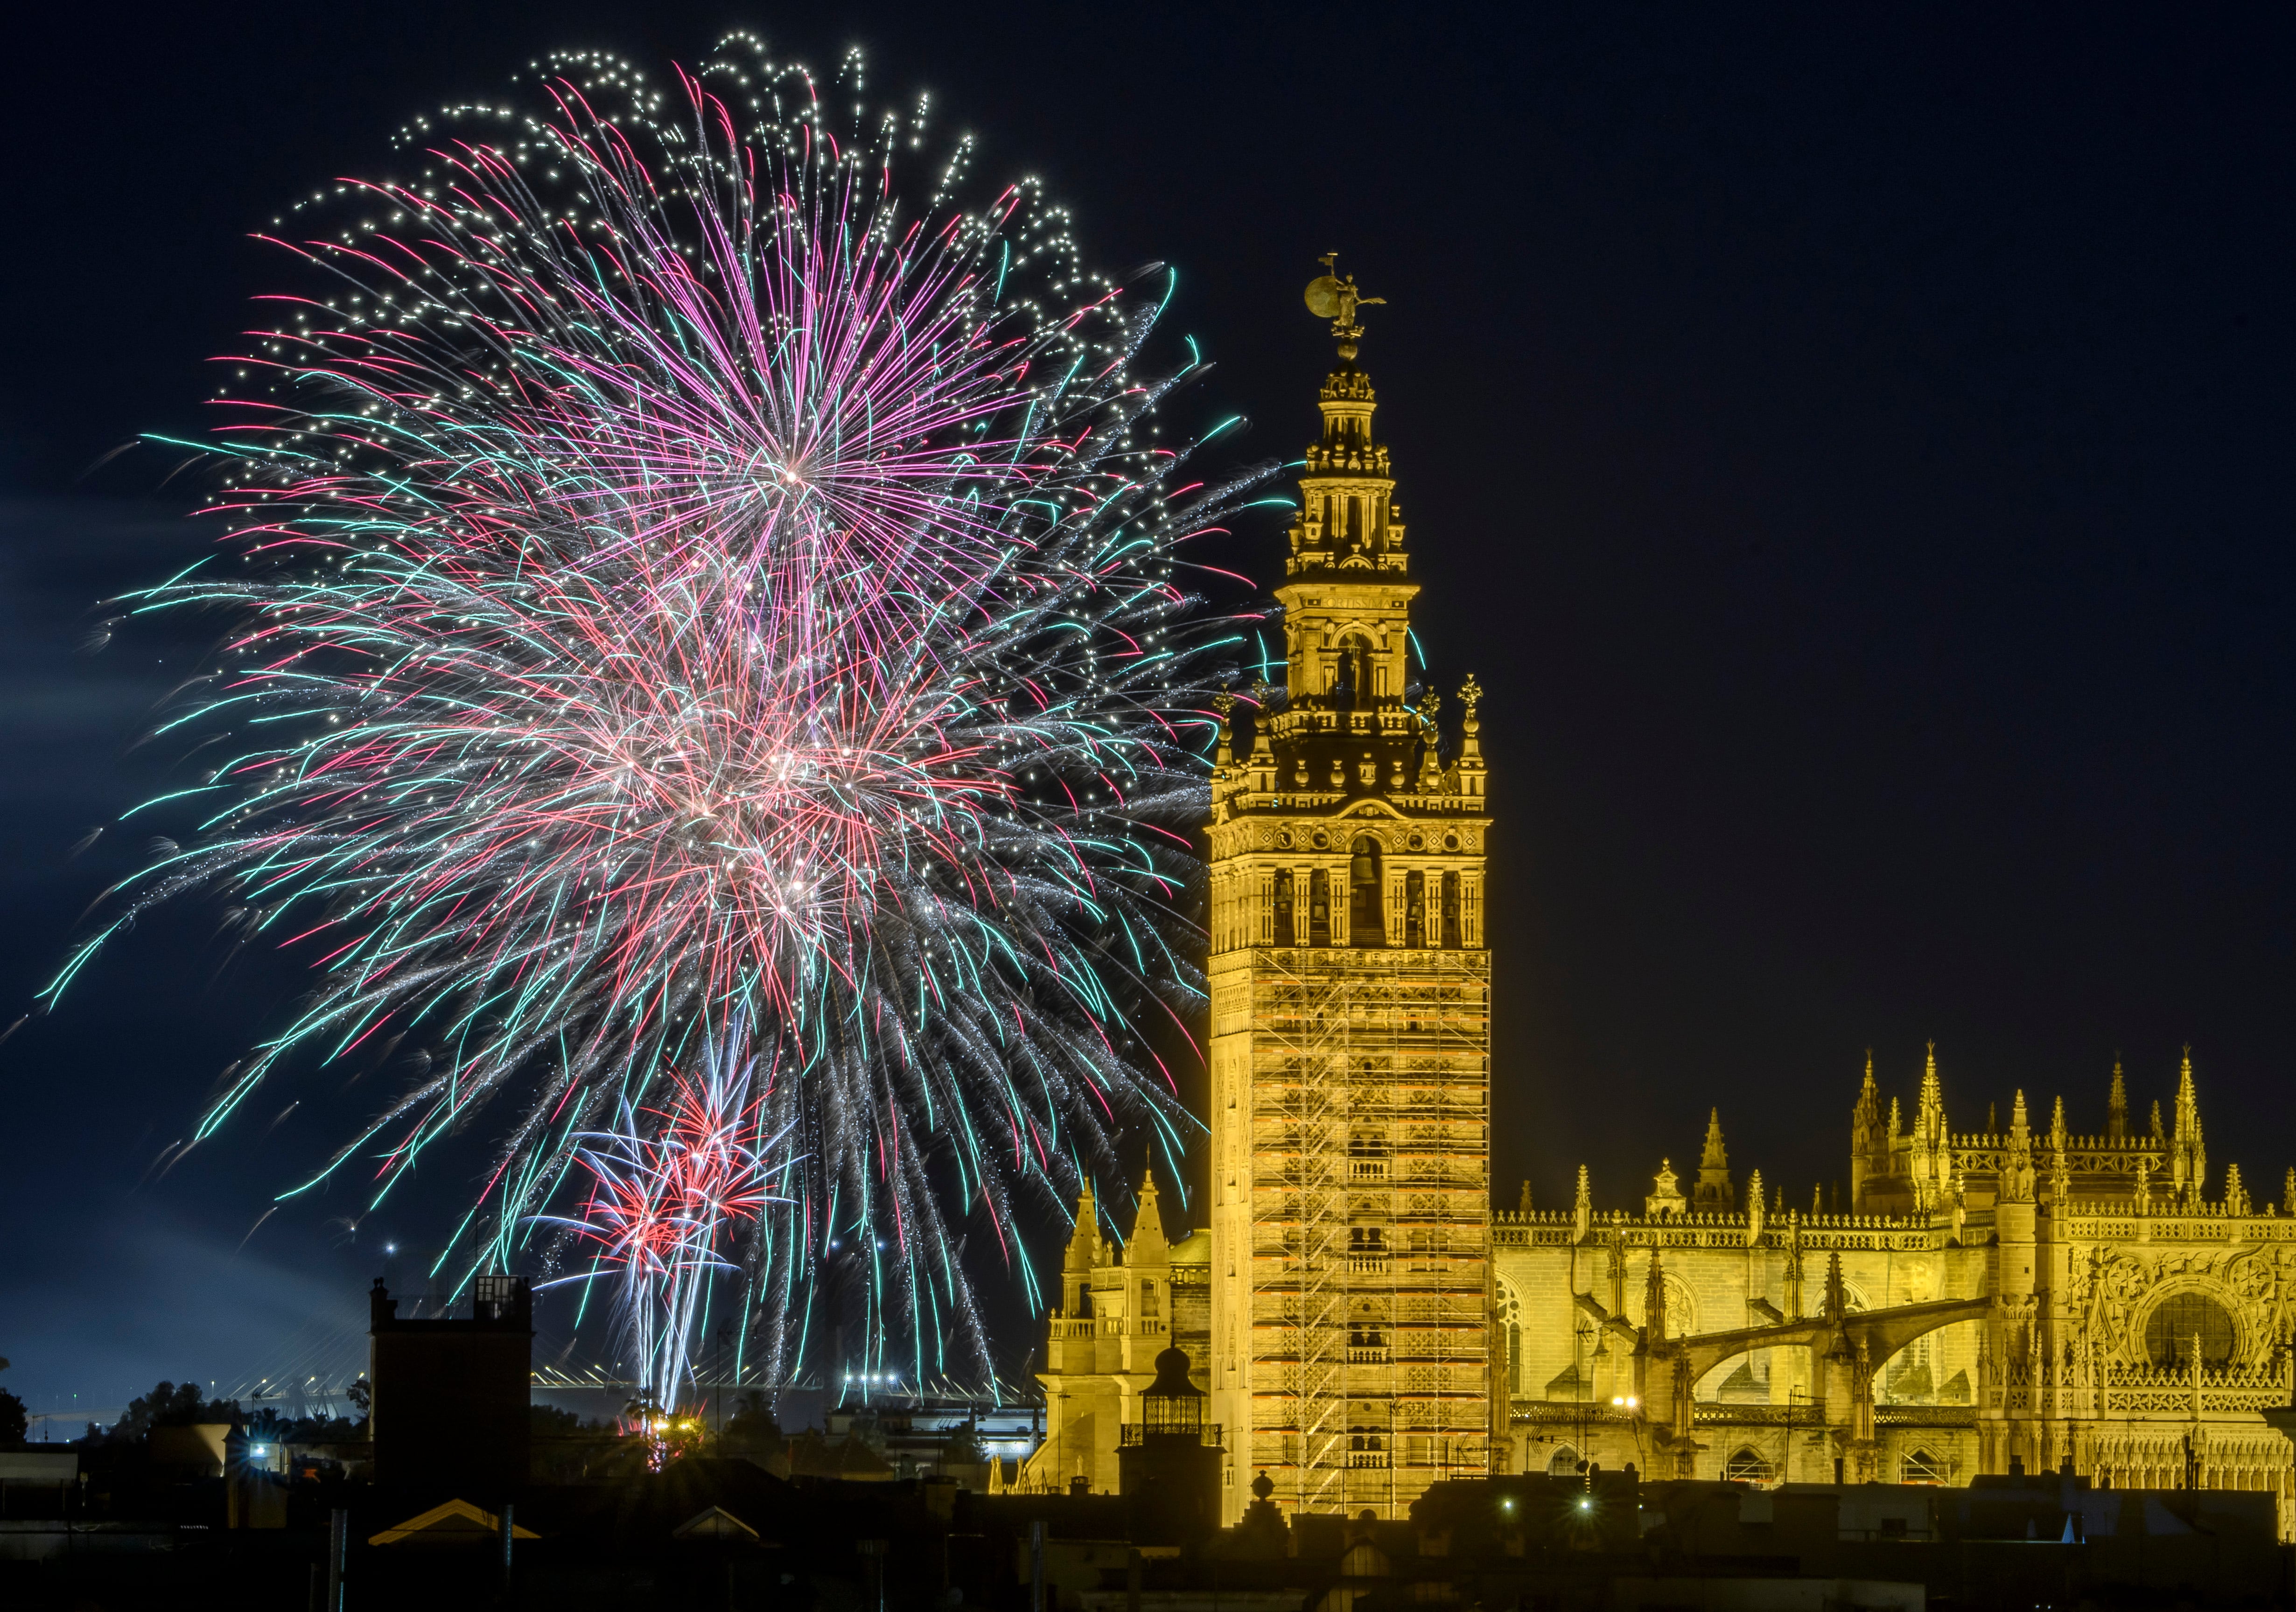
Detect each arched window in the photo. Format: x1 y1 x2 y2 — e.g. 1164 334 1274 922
1308 869 1331 947
1272 869 1295 948
2145 1291 2236 1369
1440 871 1462 948
1547 1444 1581 1477
1901 1448 1949 1485
1722 1447 1773 1486
1404 869 1426 947
1349 837 1385 947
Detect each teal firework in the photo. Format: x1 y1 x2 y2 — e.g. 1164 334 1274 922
50 37 1261 1387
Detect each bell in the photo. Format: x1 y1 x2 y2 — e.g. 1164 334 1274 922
1350 845 1376 885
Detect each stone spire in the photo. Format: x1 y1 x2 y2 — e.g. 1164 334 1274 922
1849 1054 1882 1213
1746 1168 1765 1245
1061 1183 1104 1313
2285 1166 2295 1214
2223 1162 2250 1216
1573 1164 1592 1241
1129 1168 1170 1263
2048 1096 2071 1205
2107 1059 2129 1143
1822 1250 1849 1324
2002 1090 2036 1204
1694 1109 1735 1211
1911 1043 1949 1211
1917 1044 1944 1134
1518 1179 1533 1216
2171 1048 2206 1203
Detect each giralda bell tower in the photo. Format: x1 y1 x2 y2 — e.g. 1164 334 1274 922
1204 263 1493 1521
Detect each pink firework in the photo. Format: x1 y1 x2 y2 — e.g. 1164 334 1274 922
51 37 1260 1386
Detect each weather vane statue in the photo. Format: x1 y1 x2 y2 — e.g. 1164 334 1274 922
1304 252 1386 362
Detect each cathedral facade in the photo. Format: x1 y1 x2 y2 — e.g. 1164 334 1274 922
1020 282 2296 1538
1500 1052 2296 1531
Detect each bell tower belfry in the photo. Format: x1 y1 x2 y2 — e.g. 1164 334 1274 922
1204 262 1494 1521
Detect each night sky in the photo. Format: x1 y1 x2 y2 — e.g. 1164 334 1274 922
4 5 2291 1431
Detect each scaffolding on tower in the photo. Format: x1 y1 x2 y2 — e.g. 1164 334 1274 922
1249 943 1490 1515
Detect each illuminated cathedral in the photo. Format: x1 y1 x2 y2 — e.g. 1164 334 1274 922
1018 273 2296 1537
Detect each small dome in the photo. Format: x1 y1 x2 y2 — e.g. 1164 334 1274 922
1147 1344 1201 1400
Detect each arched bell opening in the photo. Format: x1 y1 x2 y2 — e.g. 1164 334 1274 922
1349 836 1385 946
1332 633 1375 707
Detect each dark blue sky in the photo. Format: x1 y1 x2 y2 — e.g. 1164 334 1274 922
4 4 2292 1429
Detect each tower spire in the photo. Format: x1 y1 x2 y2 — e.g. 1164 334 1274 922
1850 1051 1882 1212
2107 1058 2128 1143
2171 1047 2206 1203
1130 1166 1169 1260
2002 1089 2036 1203
1060 1181 1102 1315
1694 1108 1735 1211
1851 1051 1880 1147
1911 1043 1949 1212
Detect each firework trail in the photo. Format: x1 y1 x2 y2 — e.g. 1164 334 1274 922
536 1024 785 1417
49 36 1266 1385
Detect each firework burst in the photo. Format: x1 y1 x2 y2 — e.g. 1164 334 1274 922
537 1023 785 1418
51 36 1265 1384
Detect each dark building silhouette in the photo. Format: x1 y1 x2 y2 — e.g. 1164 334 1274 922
1116 1344 1222 1542
369 1274 532 1501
